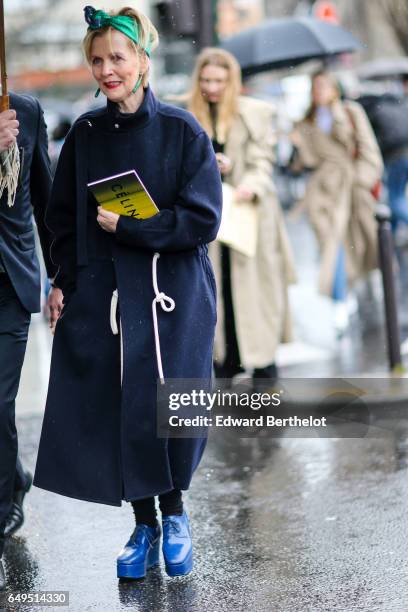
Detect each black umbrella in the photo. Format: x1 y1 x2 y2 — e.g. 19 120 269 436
221 17 361 76
358 57 408 81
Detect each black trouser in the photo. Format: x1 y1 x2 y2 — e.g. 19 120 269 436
0 275 30 533
216 246 243 377
15 457 29 491
217 246 277 380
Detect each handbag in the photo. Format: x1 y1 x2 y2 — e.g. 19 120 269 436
216 183 259 257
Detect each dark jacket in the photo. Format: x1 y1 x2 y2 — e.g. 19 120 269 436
359 93 408 161
0 93 55 312
34 87 222 505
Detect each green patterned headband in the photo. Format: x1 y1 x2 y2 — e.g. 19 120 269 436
84 6 152 56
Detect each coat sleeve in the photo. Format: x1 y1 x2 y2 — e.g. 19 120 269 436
290 121 320 172
30 99 57 279
115 130 222 253
346 101 384 190
237 107 275 202
45 128 77 296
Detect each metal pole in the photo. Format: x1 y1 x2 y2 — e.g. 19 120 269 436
376 204 403 372
197 0 215 49
212 0 219 46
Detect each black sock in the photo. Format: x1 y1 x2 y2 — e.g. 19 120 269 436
253 363 278 380
131 497 158 528
159 489 183 516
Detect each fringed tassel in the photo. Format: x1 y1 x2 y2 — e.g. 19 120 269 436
0 142 20 207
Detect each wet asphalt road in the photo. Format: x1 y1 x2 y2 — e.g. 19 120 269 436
4 216 408 611
3 410 408 612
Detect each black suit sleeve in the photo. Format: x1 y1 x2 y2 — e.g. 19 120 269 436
30 99 57 279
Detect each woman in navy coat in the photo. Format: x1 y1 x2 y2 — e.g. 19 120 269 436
33 6 222 580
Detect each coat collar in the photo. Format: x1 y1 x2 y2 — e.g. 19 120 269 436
235 96 274 140
302 101 355 151
106 86 158 131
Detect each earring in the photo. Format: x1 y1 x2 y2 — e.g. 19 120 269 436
94 88 101 98
131 75 143 94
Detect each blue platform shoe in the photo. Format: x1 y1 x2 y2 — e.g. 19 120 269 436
117 524 161 579
162 511 193 576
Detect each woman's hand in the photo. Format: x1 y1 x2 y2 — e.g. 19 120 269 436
235 186 256 202
47 287 64 335
215 152 233 176
97 206 119 233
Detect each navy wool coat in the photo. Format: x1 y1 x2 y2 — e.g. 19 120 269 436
33 87 222 505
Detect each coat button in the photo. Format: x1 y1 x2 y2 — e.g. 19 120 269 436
114 123 119 129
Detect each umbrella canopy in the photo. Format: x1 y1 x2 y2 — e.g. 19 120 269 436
358 57 408 81
221 17 361 76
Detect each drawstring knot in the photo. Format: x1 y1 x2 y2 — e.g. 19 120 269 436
110 253 175 387
154 291 174 311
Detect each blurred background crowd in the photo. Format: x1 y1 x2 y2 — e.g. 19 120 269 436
7 0 408 374
3 0 408 155
4 0 408 175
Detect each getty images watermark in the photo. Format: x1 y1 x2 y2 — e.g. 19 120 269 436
156 377 408 439
166 388 327 430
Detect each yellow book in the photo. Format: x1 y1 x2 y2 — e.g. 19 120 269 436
88 169 159 219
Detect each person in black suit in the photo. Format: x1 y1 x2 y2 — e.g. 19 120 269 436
0 93 63 591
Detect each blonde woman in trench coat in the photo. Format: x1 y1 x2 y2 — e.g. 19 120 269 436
188 48 296 386
292 70 383 332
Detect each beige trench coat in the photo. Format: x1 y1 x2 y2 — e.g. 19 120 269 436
210 96 296 370
293 100 383 296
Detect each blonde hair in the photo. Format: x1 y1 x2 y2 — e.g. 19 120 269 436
83 6 159 88
305 69 341 122
188 48 242 143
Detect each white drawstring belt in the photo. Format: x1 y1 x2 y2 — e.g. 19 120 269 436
152 252 175 385
109 253 175 387
110 289 119 335
110 289 123 385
